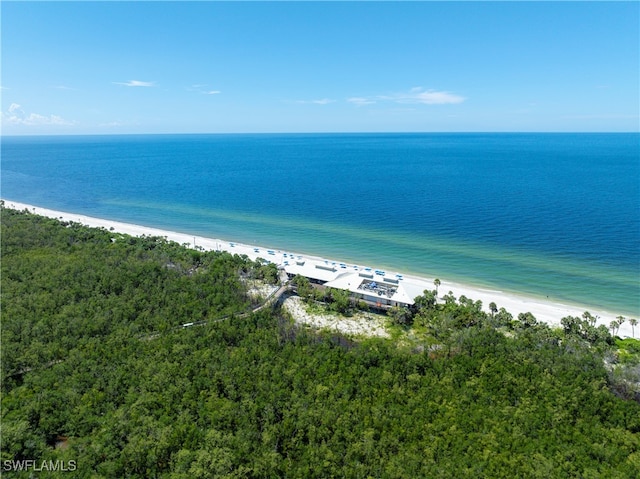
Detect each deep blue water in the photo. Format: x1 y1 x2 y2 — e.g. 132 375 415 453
2 133 639 315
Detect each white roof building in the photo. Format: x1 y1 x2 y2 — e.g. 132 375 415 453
282 255 426 308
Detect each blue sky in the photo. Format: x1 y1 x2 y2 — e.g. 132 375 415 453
1 1 638 134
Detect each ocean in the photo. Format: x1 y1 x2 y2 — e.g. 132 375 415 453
2 133 638 316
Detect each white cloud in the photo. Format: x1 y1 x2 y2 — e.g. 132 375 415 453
2 103 75 126
187 84 222 95
297 98 335 105
347 97 376 106
382 87 466 105
113 80 155 87
349 87 466 107
413 89 465 104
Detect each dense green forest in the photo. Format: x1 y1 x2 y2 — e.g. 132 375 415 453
2 206 639 478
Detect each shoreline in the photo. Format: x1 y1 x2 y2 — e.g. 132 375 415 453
2 199 636 339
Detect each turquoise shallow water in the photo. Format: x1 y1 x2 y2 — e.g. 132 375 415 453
2 133 639 315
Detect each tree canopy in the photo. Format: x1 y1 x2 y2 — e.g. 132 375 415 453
2 206 639 478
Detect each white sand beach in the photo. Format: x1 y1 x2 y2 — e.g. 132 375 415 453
3 200 636 339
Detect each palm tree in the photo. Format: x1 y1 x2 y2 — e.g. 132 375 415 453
629 318 637 338
616 316 626 336
609 320 618 336
415 290 436 311
518 312 537 328
433 278 441 298
489 302 498 318
582 311 596 327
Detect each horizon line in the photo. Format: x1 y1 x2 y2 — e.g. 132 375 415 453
2 130 639 138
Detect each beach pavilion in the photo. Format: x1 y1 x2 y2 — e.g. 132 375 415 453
282 257 424 309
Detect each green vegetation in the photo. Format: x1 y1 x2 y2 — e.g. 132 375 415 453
2 206 640 478
291 275 363 316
